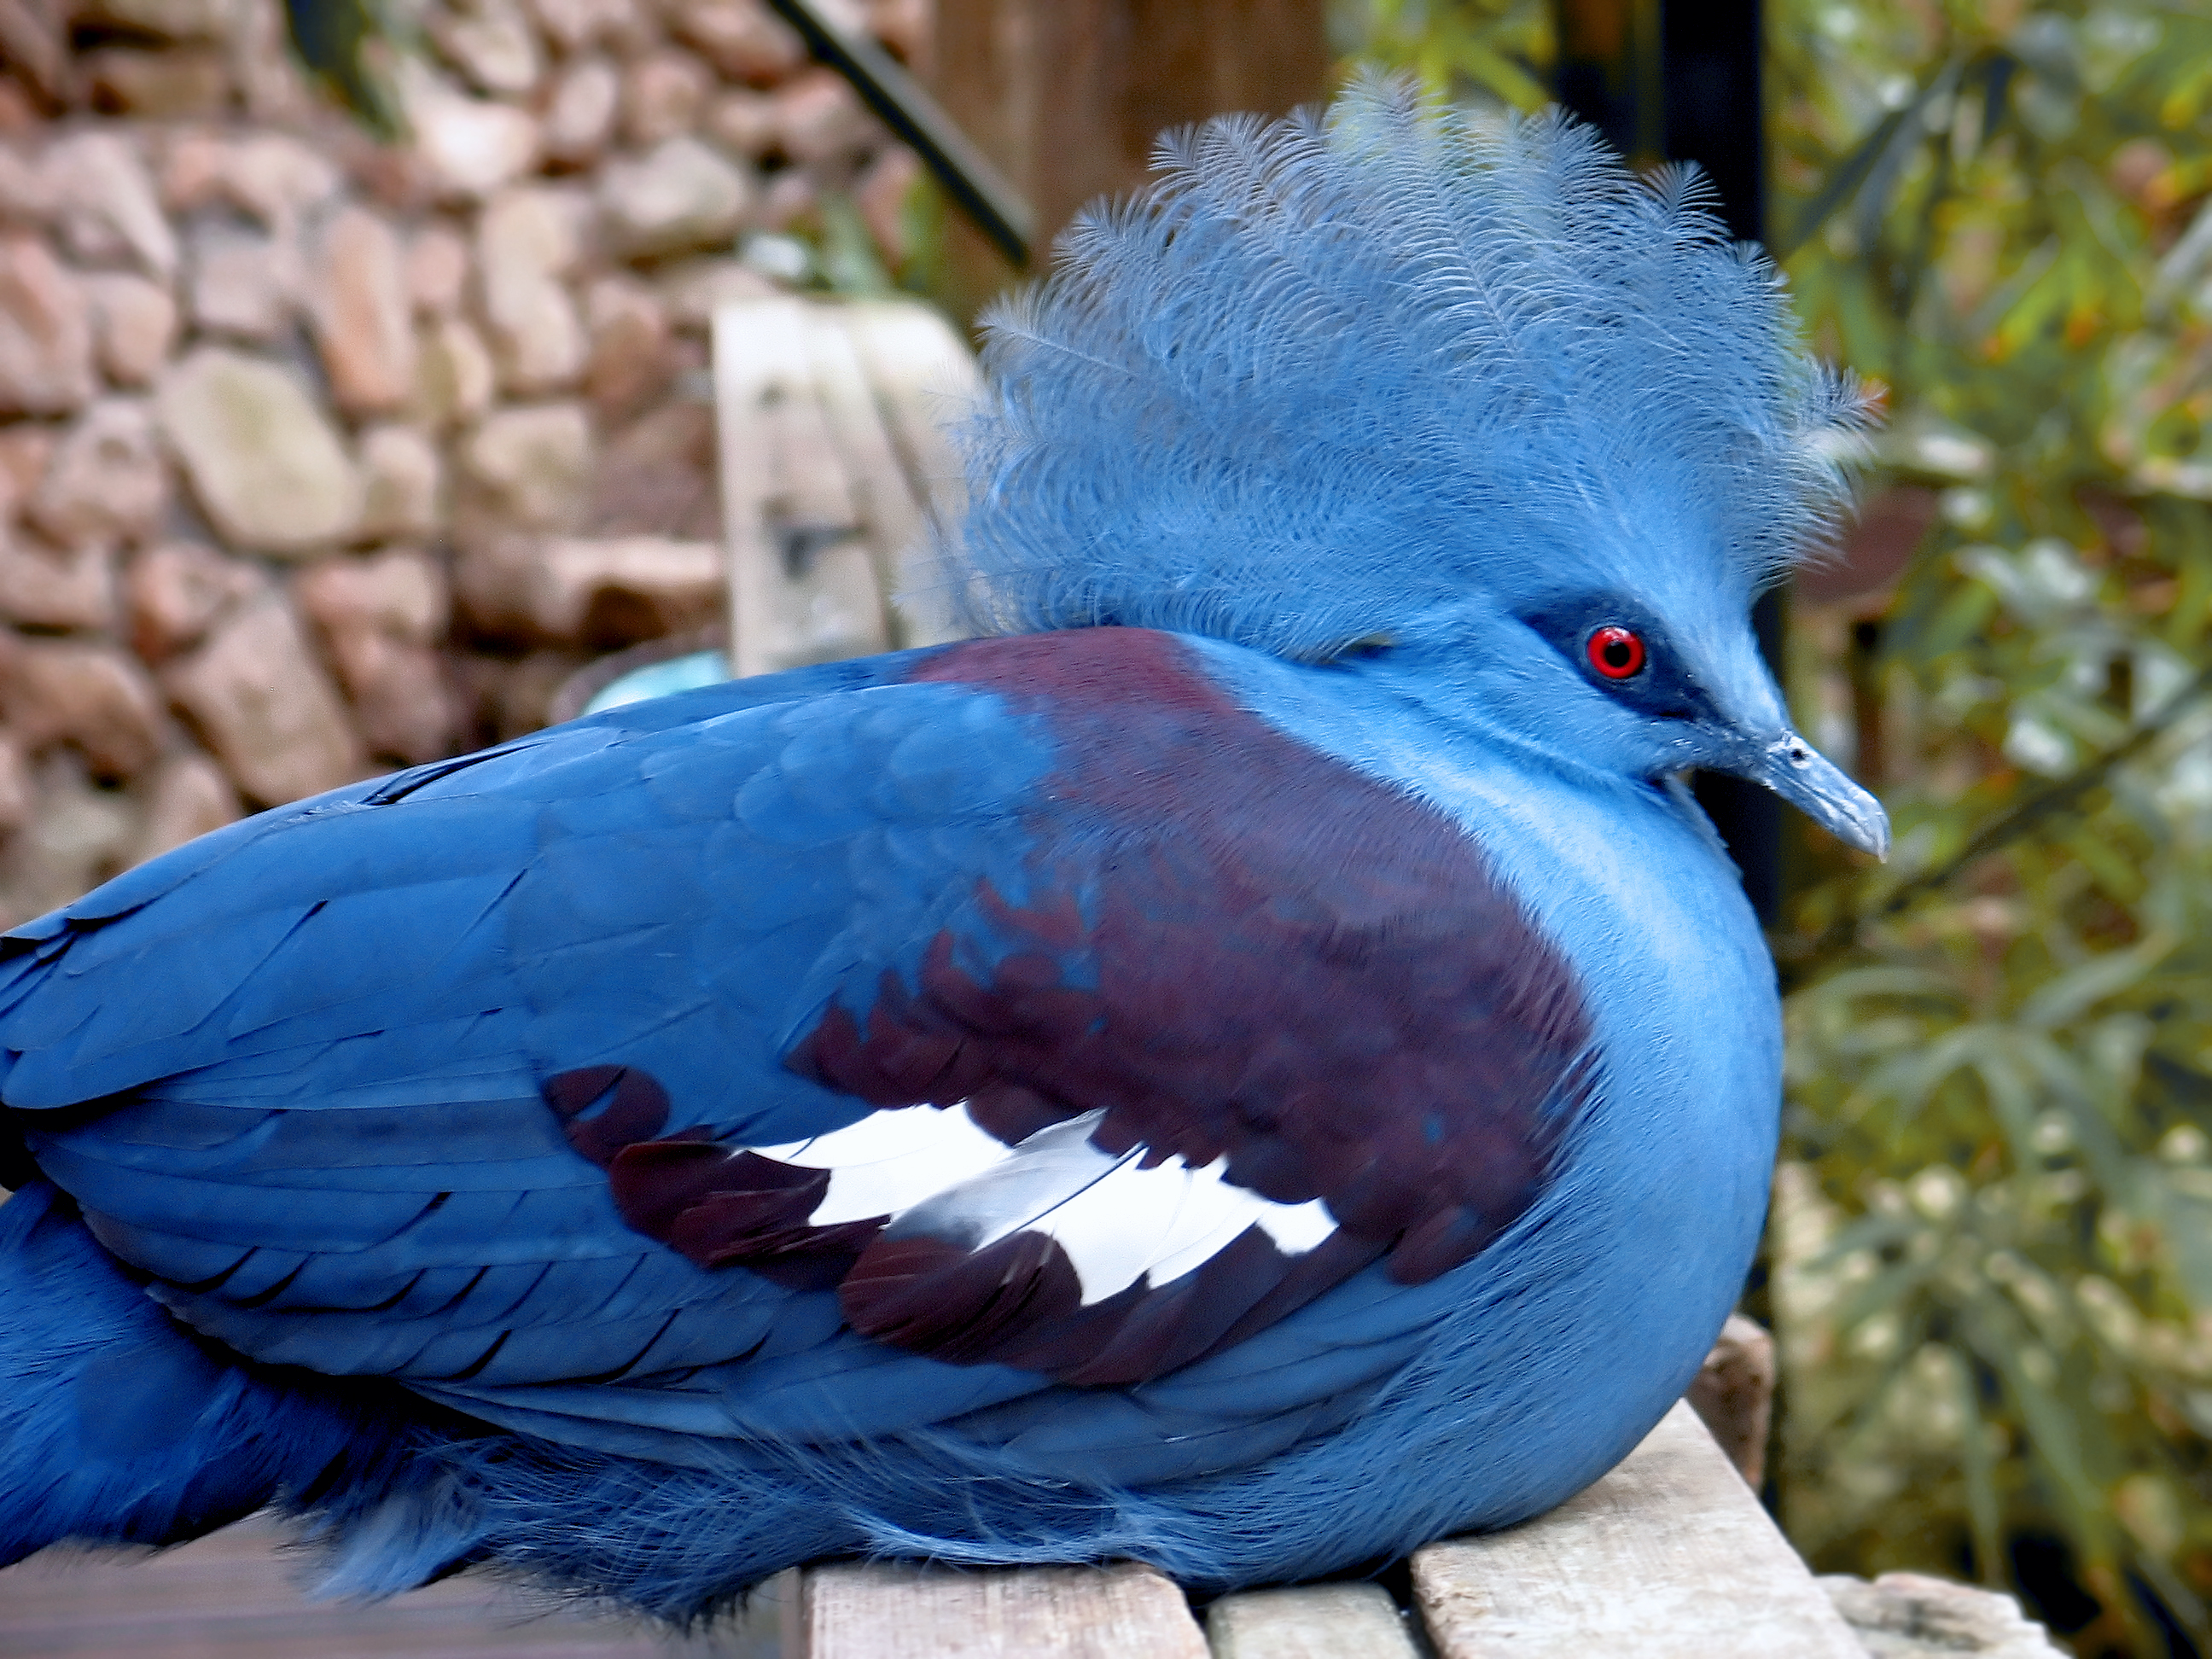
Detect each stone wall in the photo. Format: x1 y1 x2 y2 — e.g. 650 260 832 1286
0 0 928 926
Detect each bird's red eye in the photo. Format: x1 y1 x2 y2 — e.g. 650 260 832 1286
1586 626 1646 680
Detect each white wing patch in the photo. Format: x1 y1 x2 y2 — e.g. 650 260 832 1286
756 1103 1336 1306
750 1103 1013 1225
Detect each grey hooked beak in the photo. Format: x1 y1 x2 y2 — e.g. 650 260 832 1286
1721 733 1890 860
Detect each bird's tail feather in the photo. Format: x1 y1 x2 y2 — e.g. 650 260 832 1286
0 1179 431 1569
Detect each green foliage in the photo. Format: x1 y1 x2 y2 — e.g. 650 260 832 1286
282 0 408 141
1330 2 2212 1650
1336 0 1557 111
1774 4 2212 1651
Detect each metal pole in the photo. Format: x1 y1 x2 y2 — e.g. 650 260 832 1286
765 0 1036 267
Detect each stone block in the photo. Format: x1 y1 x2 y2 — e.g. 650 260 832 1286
588 396 713 537
296 544 446 647
657 253 777 328
401 59 541 202
0 753 141 928
163 590 367 804
155 128 230 214
771 67 877 166
77 0 236 41
672 0 805 84
357 424 444 540
864 0 927 64
164 131 341 228
295 547 457 762
452 643 589 739
184 218 298 341
81 45 233 118
542 57 620 170
622 51 711 148
0 731 26 832
80 271 178 387
0 3 65 110
1821 1574 2065 1657
598 136 753 260
527 533 720 645
477 185 588 394
0 425 51 505
0 637 166 780
125 538 267 660
224 133 343 224
412 315 498 428
132 748 242 863
30 398 171 550
0 232 94 416
430 0 543 97
461 402 594 536
0 144 53 224
311 207 416 415
0 536 115 632
706 89 777 158
406 223 470 317
157 346 364 556
526 0 637 56
44 132 177 280
231 0 322 125
583 274 672 417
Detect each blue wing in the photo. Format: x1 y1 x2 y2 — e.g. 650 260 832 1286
2 649 1036 1399
0 629 1595 1483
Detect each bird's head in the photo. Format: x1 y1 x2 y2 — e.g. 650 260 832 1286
1370 510 1890 859
943 76 1889 859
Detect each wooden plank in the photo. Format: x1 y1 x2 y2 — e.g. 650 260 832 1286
1409 1400 1866 1659
0 1514 723 1659
803 1559 1208 1658
841 300 983 649
799 306 926 648
713 293 810 680
1685 1312 1777 1488
928 0 1330 320
1205 1583 1418 1658
711 299 888 678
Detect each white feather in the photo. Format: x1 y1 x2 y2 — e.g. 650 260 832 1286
749 1103 1014 1226
759 1106 1342 1300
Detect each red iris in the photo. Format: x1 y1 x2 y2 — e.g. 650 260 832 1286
1586 626 1645 679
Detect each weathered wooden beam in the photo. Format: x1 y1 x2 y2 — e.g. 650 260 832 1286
1410 1400 1867 1658
834 299 981 649
1207 1583 1421 1657
803 1559 1209 1658
712 298 980 678
1685 1311 1777 1487
928 0 1330 322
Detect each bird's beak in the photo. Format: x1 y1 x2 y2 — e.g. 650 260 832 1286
1718 733 1890 860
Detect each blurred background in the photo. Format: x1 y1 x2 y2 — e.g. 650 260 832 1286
0 0 2204 1655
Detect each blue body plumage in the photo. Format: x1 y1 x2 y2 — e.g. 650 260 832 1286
0 82 1884 1618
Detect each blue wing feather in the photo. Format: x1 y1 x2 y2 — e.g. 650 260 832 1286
3 629 1579 1495
2 653 1074 1422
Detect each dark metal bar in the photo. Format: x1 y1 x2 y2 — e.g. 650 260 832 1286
765 0 1037 268
1657 0 1782 928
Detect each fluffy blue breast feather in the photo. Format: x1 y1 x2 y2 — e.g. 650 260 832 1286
944 75 1866 658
